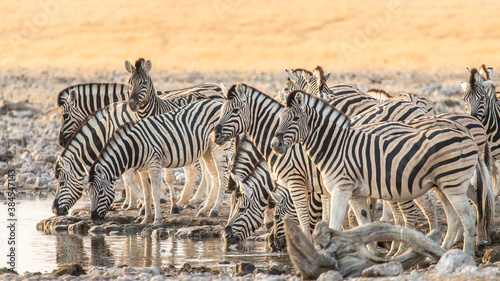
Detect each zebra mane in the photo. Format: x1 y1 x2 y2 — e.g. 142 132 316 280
56 82 128 107
135 58 146 72
89 120 137 181
286 90 350 128
61 101 130 151
226 84 239 100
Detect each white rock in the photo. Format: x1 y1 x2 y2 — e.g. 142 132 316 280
317 270 343 281
435 249 476 275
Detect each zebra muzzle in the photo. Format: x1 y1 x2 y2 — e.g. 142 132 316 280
271 135 287 155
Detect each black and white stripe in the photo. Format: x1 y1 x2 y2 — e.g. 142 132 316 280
88 99 229 225
272 90 487 256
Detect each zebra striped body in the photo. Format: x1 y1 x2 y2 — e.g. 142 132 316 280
125 58 227 215
88 99 229 225
224 133 322 249
57 82 129 147
54 101 139 216
367 88 437 115
272 91 483 255
462 67 500 196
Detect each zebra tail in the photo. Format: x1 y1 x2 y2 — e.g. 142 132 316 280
477 147 495 240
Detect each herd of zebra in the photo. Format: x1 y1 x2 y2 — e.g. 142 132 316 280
51 58 500 258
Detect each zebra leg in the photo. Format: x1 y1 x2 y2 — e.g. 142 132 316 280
394 200 420 256
197 150 221 217
387 201 405 257
349 196 377 252
413 193 438 231
380 200 393 222
264 204 275 230
176 163 198 208
149 166 164 226
328 188 353 231
122 170 145 210
321 195 330 226
367 198 377 221
139 171 153 225
289 185 313 241
162 168 180 214
206 142 231 217
188 160 210 208
494 160 500 197
443 190 477 256
433 188 464 250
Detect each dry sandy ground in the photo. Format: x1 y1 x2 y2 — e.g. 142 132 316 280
2 0 500 72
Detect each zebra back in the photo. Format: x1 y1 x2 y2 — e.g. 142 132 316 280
57 82 129 147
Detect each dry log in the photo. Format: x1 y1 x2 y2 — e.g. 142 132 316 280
285 218 446 279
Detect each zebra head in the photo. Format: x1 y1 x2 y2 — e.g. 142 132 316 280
462 68 493 120
58 89 84 147
281 67 331 101
125 58 154 112
213 83 250 145
52 156 85 216
272 91 309 155
88 163 115 224
224 178 265 245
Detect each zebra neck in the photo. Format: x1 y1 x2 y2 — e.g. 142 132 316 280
138 85 161 118
301 106 350 171
245 94 283 161
63 156 88 180
483 95 500 133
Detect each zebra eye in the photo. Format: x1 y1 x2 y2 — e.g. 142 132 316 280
238 207 246 212
233 108 240 114
62 113 69 119
274 215 280 219
292 116 300 121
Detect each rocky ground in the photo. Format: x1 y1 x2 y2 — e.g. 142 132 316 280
1 67 500 280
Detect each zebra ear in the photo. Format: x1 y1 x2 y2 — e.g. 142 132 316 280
240 182 254 198
302 71 311 83
68 89 77 106
269 190 284 204
482 80 494 88
57 156 71 172
235 83 247 101
125 60 135 74
488 67 494 80
95 164 104 176
285 69 299 82
220 83 228 97
295 92 306 110
465 67 471 74
323 72 332 83
143 59 152 74
460 82 469 92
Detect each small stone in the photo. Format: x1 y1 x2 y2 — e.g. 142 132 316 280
152 228 169 240
51 263 86 276
123 226 140 235
54 225 69 232
435 249 476 274
109 231 123 236
88 226 105 235
235 262 255 276
105 225 123 235
361 261 404 277
268 264 286 275
68 221 89 235
317 270 343 281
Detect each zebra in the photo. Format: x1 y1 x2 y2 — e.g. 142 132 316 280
212 83 446 244
271 90 492 256
462 67 500 196
366 88 437 115
53 101 199 217
124 58 227 210
88 99 230 225
224 133 322 249
287 66 493 244
57 82 129 147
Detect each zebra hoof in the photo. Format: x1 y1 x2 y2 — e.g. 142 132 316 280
171 206 181 214
160 198 168 204
196 210 207 217
139 209 145 216
122 203 129 209
209 210 219 218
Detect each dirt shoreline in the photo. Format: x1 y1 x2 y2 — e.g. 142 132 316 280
2 68 500 280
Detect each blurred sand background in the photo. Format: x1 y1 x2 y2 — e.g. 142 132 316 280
2 0 500 72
